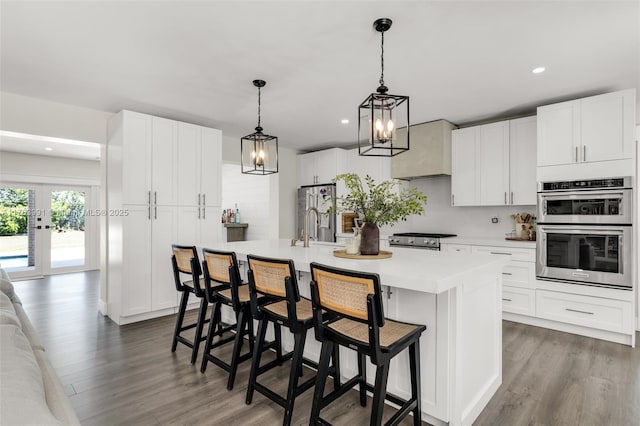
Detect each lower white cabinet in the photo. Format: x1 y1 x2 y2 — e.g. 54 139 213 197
502 286 535 316
536 290 634 334
442 241 635 345
110 205 177 322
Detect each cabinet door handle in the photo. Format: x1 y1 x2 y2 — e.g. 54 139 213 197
154 191 157 204
502 272 513 276
583 145 586 162
198 207 201 219
148 191 151 204
154 206 157 220
451 194 455 206
198 193 201 206
504 192 507 205
202 194 205 205
202 207 206 219
502 298 512 302
148 206 151 220
490 251 512 256
575 146 578 162
510 192 514 204
566 308 594 315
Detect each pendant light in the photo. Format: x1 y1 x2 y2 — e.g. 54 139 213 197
241 79 278 174
358 18 410 157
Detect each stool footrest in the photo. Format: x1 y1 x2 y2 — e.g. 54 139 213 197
174 336 194 349
317 376 361 409
256 351 293 375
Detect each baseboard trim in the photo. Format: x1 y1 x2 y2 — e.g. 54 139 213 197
98 299 108 316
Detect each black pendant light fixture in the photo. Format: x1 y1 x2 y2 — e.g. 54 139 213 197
358 18 410 157
241 79 278 175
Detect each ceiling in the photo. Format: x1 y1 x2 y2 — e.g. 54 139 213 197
0 131 102 161
1 1 638 153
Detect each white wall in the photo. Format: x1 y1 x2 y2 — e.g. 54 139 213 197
221 163 277 241
0 92 111 144
0 151 100 182
402 175 536 238
221 134 298 239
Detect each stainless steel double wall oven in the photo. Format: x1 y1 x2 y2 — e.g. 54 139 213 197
536 177 633 289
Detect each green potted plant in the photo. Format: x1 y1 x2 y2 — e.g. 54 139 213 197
331 173 428 255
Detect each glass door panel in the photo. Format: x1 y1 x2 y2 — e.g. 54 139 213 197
0 186 41 277
49 189 86 270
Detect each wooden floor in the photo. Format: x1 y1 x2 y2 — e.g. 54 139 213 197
12 272 640 426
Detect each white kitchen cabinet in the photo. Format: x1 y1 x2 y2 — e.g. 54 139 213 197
119 205 152 316
150 205 179 311
479 121 510 205
117 112 178 206
444 239 635 345
108 110 223 325
509 117 537 205
451 127 479 206
177 122 222 207
452 117 536 207
537 89 635 167
297 148 346 186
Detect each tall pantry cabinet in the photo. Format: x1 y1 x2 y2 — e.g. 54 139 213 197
107 110 222 325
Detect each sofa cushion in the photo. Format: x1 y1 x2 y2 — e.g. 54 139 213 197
0 290 21 327
35 350 81 425
0 324 62 425
13 302 45 351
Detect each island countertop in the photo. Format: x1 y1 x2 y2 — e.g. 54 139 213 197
203 239 508 294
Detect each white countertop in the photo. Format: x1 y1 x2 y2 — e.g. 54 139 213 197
441 236 536 249
201 239 508 294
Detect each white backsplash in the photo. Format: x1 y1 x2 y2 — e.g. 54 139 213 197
400 175 536 238
221 163 275 241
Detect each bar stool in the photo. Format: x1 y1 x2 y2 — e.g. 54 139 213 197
245 254 340 426
308 262 426 426
200 249 274 390
170 244 209 364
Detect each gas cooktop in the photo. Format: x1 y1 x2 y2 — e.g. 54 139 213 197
388 233 457 250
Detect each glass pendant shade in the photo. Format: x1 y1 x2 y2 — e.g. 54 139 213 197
358 92 409 156
241 129 278 175
241 79 278 175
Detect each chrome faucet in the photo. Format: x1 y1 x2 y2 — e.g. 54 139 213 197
302 207 320 248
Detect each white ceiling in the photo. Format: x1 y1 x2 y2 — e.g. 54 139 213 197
0 131 102 161
1 1 638 152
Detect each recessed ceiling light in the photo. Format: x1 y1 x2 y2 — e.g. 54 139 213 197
532 66 546 74
45 147 53 151
341 119 349 124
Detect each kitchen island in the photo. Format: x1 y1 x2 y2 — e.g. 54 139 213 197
203 239 508 426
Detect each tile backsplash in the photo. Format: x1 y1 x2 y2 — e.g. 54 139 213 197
397 175 536 238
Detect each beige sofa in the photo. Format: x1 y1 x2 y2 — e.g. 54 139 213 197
0 268 80 425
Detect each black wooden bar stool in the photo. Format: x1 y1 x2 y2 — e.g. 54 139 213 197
309 262 426 426
245 254 340 426
170 244 209 364
200 249 275 390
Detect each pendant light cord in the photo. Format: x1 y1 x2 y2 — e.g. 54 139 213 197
379 31 385 87
257 86 261 129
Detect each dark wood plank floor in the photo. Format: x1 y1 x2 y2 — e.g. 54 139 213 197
12 272 640 425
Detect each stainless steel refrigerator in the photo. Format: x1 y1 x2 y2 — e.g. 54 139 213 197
296 184 336 242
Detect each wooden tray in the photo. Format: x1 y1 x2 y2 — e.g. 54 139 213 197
333 249 393 259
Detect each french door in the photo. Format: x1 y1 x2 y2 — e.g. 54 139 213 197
0 183 97 278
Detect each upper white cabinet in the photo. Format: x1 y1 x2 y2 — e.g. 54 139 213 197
177 123 222 207
479 121 510 206
451 127 479 206
451 116 536 207
297 148 346 186
117 112 178 206
509 117 537 205
537 89 635 167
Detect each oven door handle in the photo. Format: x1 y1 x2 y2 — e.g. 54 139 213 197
540 191 626 200
538 225 625 235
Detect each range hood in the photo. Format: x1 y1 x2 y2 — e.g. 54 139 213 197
391 119 457 179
